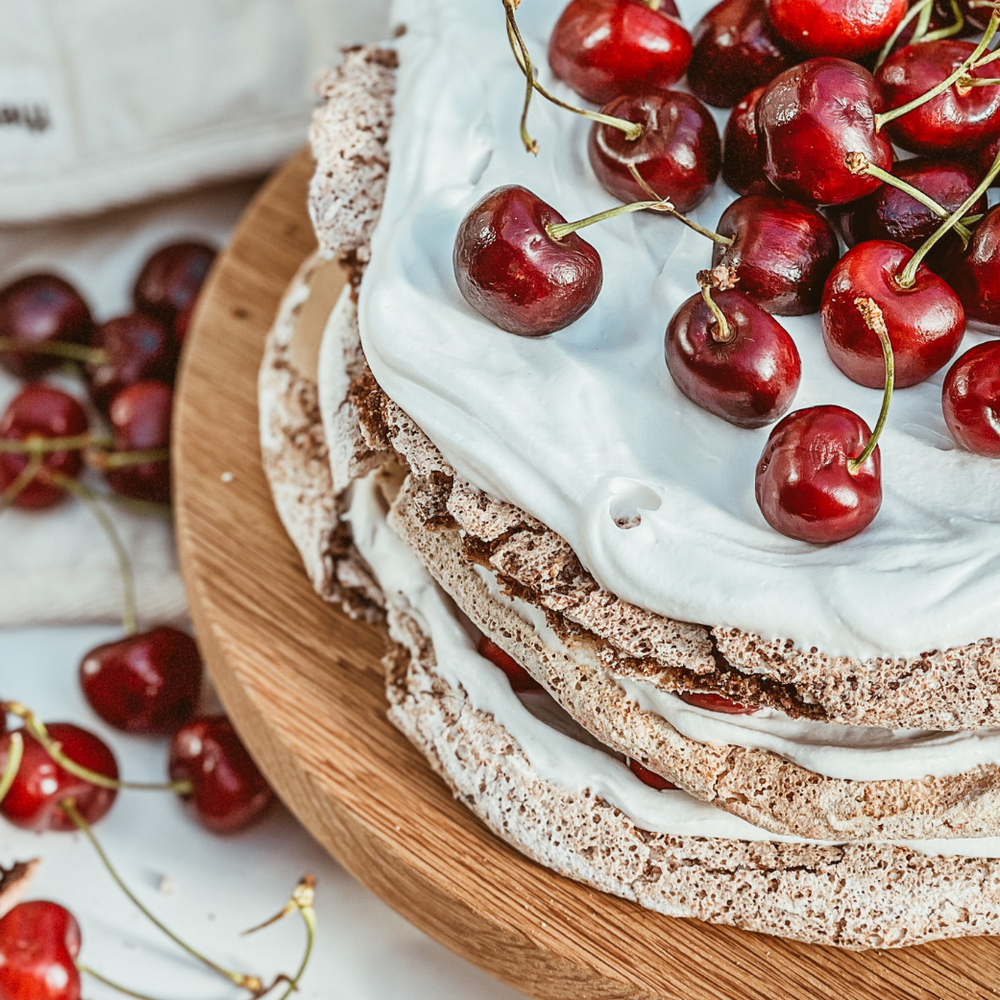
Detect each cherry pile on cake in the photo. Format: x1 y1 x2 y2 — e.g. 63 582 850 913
261 0 1000 949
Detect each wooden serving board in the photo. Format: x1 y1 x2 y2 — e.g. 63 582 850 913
174 148 1000 1000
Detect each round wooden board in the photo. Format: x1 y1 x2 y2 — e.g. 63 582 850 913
174 148 1000 1000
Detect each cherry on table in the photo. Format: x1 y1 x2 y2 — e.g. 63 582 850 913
679 691 759 714
0 385 89 510
766 0 907 58
943 342 1000 456
0 274 94 380
80 626 202 734
168 716 275 834
477 635 542 692
0 901 81 1000
103 380 172 505
133 241 216 326
548 0 691 106
943 204 1000 329
627 757 677 789
0 723 118 832
722 86 772 196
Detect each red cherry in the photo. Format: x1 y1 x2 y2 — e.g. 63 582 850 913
588 91 721 212
172 300 195 346
679 691 758 714
665 287 801 428
722 86 772 196
943 342 1000 456
626 757 677 789
687 0 797 109
168 716 274 834
103 381 172 505
821 241 965 389
133 241 216 323
453 186 603 336
756 58 892 206
0 724 118 832
711 194 840 315
0 275 94 380
80 626 202 734
547 0 691 106
755 405 882 543
0 386 88 510
0 901 81 1000
476 636 542 692
943 204 1000 329
767 0 907 58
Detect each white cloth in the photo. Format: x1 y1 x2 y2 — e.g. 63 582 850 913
0 0 388 223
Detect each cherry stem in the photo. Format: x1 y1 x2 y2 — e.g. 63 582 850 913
502 0 642 156
1 701 190 793
700 284 734 344
875 0 933 70
0 733 23 806
845 153 972 244
959 76 1000 85
0 433 107 456
876 9 1000 130
92 447 171 471
0 454 43 514
848 297 894 475
626 163 734 245
0 337 106 366
897 146 1000 287
547 198 674 240
922 0 967 41
105 493 173 517
46 472 138 636
61 799 268 997
76 964 181 1000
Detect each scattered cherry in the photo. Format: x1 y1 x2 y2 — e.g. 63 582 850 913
169 716 275 834
548 0 691 105
477 636 542 692
943 203 1000 329
0 901 81 1000
103 381 172 505
722 86 772 196
943 341 1000 456
133 241 216 324
767 0 907 58
679 691 758 714
627 757 677 789
0 275 94 380
0 723 118 832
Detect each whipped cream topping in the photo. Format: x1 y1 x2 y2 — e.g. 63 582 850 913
359 0 1000 661
344 470 1000 856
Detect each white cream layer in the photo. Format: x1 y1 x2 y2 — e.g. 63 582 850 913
359 0 1000 661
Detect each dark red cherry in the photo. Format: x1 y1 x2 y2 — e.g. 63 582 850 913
0 724 118 832
755 405 881 543
665 288 801 428
687 0 796 108
85 312 177 414
0 901 81 1000
979 134 1000 184
80 626 202 734
627 757 677 789
722 86 772 196
172 300 195 346
133 241 216 323
756 58 892 205
712 194 840 315
169 715 274 834
453 186 602 336
943 204 1000 329
876 41 1000 157
767 0 907 58
548 0 692 105
0 386 88 510
589 91 721 212
938 0 993 30
477 636 542 692
0 275 94 380
103 381 172 505
943 342 1000 456
821 241 965 388
679 692 758 714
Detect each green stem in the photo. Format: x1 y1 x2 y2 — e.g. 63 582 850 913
0 337 106 365
243 876 317 1000
547 199 672 240
0 733 23 806
922 0 966 41
0 434 105 456
875 0 933 69
626 163 733 245
848 298 894 475
0 454 43 513
958 76 1000 86
76 964 181 1000
99 447 171 470
700 284 733 344
104 493 173 517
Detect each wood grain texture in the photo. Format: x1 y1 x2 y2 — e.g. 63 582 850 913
173 148 1000 1000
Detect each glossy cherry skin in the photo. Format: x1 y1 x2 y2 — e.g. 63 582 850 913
665 289 801 428
169 716 275 834
712 194 840 315
85 312 177 414
80 626 202 734
767 0 907 58
687 0 796 109
876 41 1000 157
944 204 1000 329
755 405 881 543
821 241 965 389
627 757 677 789
0 902 81 1000
548 0 691 106
133 241 216 324
756 58 892 206
589 91 721 212
454 186 602 337
0 724 118 832
0 275 94 380
679 691 758 714
0 386 88 510
722 86 772 196
477 636 542 692
943 342 1000 456
104 381 172 505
